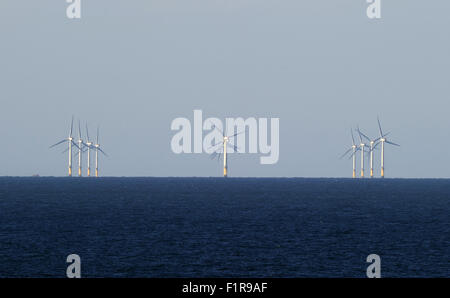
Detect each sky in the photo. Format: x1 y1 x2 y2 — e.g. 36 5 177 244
0 0 449 178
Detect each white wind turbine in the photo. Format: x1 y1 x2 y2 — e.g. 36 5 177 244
50 116 80 176
94 126 107 177
340 129 360 178
377 117 400 178
85 124 94 177
76 120 86 177
356 126 370 178
357 127 380 178
209 125 241 178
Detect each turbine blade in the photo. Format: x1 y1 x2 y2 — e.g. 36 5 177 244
211 123 224 137
227 142 239 153
377 117 383 137
358 129 371 142
351 129 355 146
386 141 400 147
72 141 80 150
98 147 108 156
78 120 82 139
50 139 67 149
340 148 353 159
86 123 90 142
228 130 244 138
97 126 99 144
207 141 223 150
70 116 74 137
348 149 359 160
356 126 363 143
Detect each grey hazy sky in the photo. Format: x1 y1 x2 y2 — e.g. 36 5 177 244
0 0 449 178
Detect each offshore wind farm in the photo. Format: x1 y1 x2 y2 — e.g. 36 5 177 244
50 117 107 177
45 115 402 179
341 118 399 179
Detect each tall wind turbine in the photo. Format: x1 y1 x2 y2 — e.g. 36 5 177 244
209 125 241 178
94 126 107 177
76 120 86 177
85 124 94 177
377 117 400 178
50 116 80 176
340 129 359 178
356 126 368 178
357 128 380 178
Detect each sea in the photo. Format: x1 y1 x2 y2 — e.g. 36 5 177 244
0 177 448 278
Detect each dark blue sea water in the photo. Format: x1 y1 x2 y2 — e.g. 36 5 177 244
0 177 448 278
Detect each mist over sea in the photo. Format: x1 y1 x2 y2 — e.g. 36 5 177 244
0 177 448 277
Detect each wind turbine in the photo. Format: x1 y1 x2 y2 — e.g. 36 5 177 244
357 127 380 178
49 116 79 176
209 125 241 178
356 126 369 178
76 120 86 177
85 124 94 177
94 126 107 177
377 117 400 178
340 129 359 178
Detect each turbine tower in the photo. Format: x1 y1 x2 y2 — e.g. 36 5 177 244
209 125 240 177
50 116 79 176
77 120 85 177
377 117 400 178
357 128 380 178
85 124 94 177
223 135 228 177
340 129 359 178
94 126 107 177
